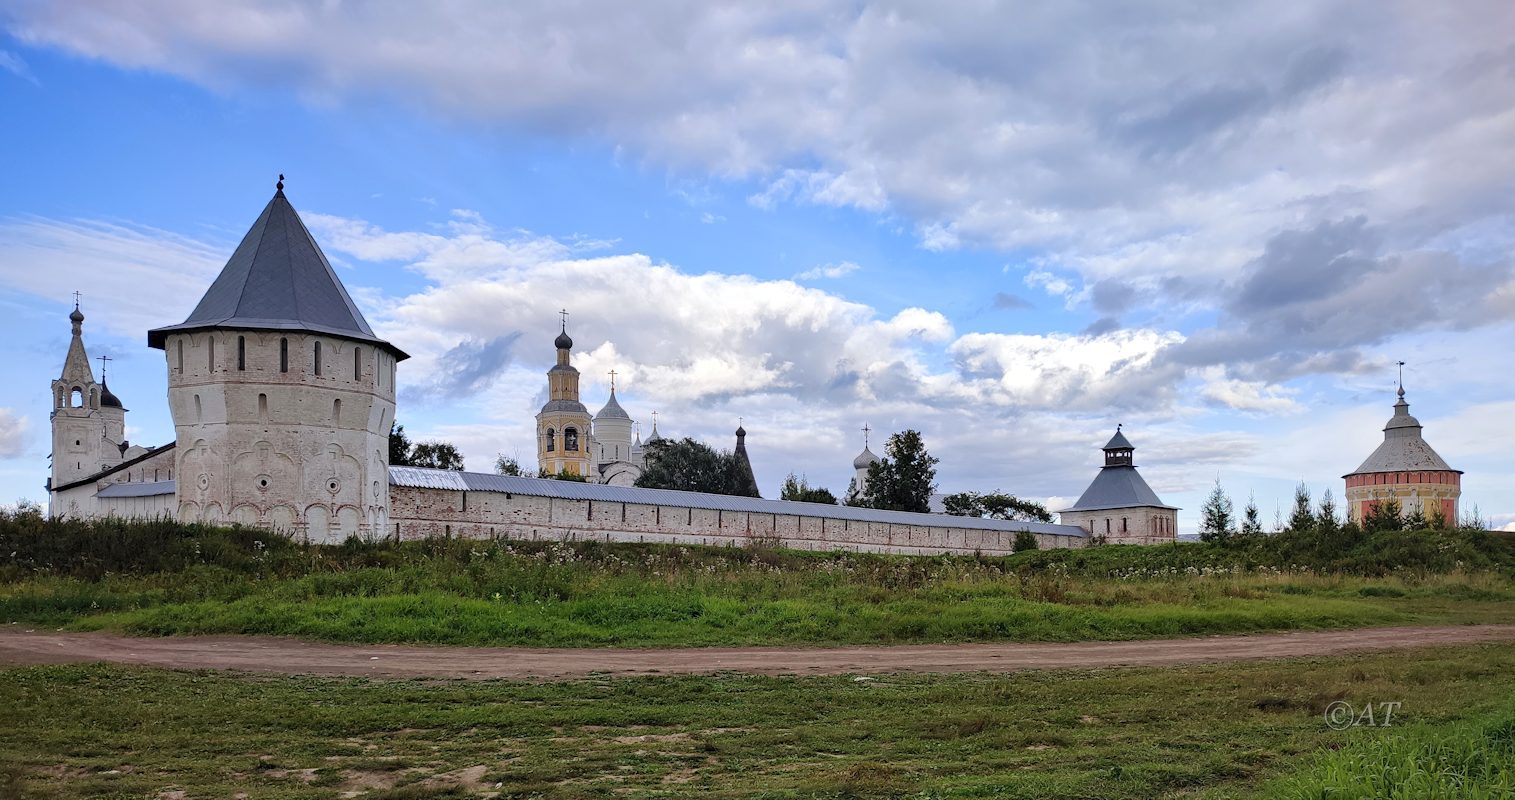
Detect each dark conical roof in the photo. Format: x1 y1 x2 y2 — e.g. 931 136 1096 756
1343 389 1459 476
1103 428 1134 450
595 388 630 421
148 186 407 359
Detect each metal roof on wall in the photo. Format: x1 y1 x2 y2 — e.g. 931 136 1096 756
389 466 1086 537
96 480 176 498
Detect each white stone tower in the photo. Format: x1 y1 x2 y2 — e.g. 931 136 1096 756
1057 427 1178 544
594 374 635 465
49 301 127 491
147 177 408 542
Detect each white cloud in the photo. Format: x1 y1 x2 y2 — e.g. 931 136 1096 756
1024 269 1074 299
0 409 29 459
950 329 1185 411
1199 375 1303 414
794 260 861 280
0 49 37 84
0 217 224 338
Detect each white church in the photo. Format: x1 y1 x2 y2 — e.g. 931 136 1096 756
45 179 1186 553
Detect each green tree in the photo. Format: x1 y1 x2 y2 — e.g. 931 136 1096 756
389 422 413 466
636 438 760 497
780 473 838 505
538 468 588 482
1317 488 1340 533
409 441 465 471
1364 498 1403 533
858 430 938 513
1402 504 1429 531
1013 530 1040 551
942 491 1053 522
1287 482 1316 531
1199 478 1235 543
494 455 524 476
1240 492 1263 536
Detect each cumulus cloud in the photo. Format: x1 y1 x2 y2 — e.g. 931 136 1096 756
991 292 1032 311
0 408 28 459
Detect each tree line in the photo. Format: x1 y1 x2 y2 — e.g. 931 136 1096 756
1198 477 1484 542
389 423 1051 530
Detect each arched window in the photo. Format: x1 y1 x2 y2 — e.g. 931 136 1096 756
1121 517 1128 532
194 394 203 423
545 428 556 452
237 336 246 371
332 398 341 424
70 387 83 408
565 427 579 451
176 340 184 373
207 336 216 371
279 338 289 373
313 341 323 376
354 347 362 381
258 393 268 422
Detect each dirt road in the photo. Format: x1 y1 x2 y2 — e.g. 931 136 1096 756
2 624 1512 681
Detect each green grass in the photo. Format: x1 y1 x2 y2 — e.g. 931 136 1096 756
3 644 1515 798
1271 705 1515 798
4 514 1514 647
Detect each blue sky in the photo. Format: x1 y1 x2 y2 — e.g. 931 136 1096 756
1 2 1512 532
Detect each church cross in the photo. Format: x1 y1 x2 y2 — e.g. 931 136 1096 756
608 369 617 391
651 410 658 427
97 354 112 379
558 309 569 329
861 423 871 449
72 290 82 308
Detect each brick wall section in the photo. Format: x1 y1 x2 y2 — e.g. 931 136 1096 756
390 486 1086 555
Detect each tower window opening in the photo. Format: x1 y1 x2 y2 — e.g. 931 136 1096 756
176 341 184 373
545 428 556 452
207 336 215 371
279 338 288 373
565 427 579 451
354 347 362 381
194 394 203 423
1121 517 1128 532
237 336 246 371
332 398 341 424
258 393 268 422
70 388 83 408
313 341 323 376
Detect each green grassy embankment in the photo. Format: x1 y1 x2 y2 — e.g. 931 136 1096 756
2 644 1514 798
2 512 1512 648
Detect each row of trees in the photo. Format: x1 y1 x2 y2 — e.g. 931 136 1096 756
391 423 1052 523
1199 478 1477 542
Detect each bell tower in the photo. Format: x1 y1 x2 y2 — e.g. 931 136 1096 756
536 313 595 478
50 300 121 491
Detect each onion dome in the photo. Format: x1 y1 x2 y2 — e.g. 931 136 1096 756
595 388 630 421
852 446 880 470
99 379 123 409
69 306 84 324
555 326 573 350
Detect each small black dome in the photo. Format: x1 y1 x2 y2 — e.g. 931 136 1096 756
736 425 747 438
99 380 122 409
69 307 84 324
555 329 573 350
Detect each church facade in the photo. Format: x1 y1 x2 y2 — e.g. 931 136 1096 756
47 178 1088 554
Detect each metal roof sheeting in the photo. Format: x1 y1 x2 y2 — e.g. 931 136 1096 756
1345 396 1459 476
97 480 176 498
147 189 407 359
389 466 1087 537
1060 466 1177 512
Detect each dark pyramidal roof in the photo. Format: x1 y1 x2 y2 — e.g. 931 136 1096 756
148 182 407 359
1060 429 1177 513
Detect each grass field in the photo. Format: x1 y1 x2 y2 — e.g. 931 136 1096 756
2 644 1513 798
4 516 1514 648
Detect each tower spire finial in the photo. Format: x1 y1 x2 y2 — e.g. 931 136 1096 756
276 173 285 193
1396 360 1406 399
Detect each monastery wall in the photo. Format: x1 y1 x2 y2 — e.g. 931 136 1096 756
389 485 1086 555
49 447 177 521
